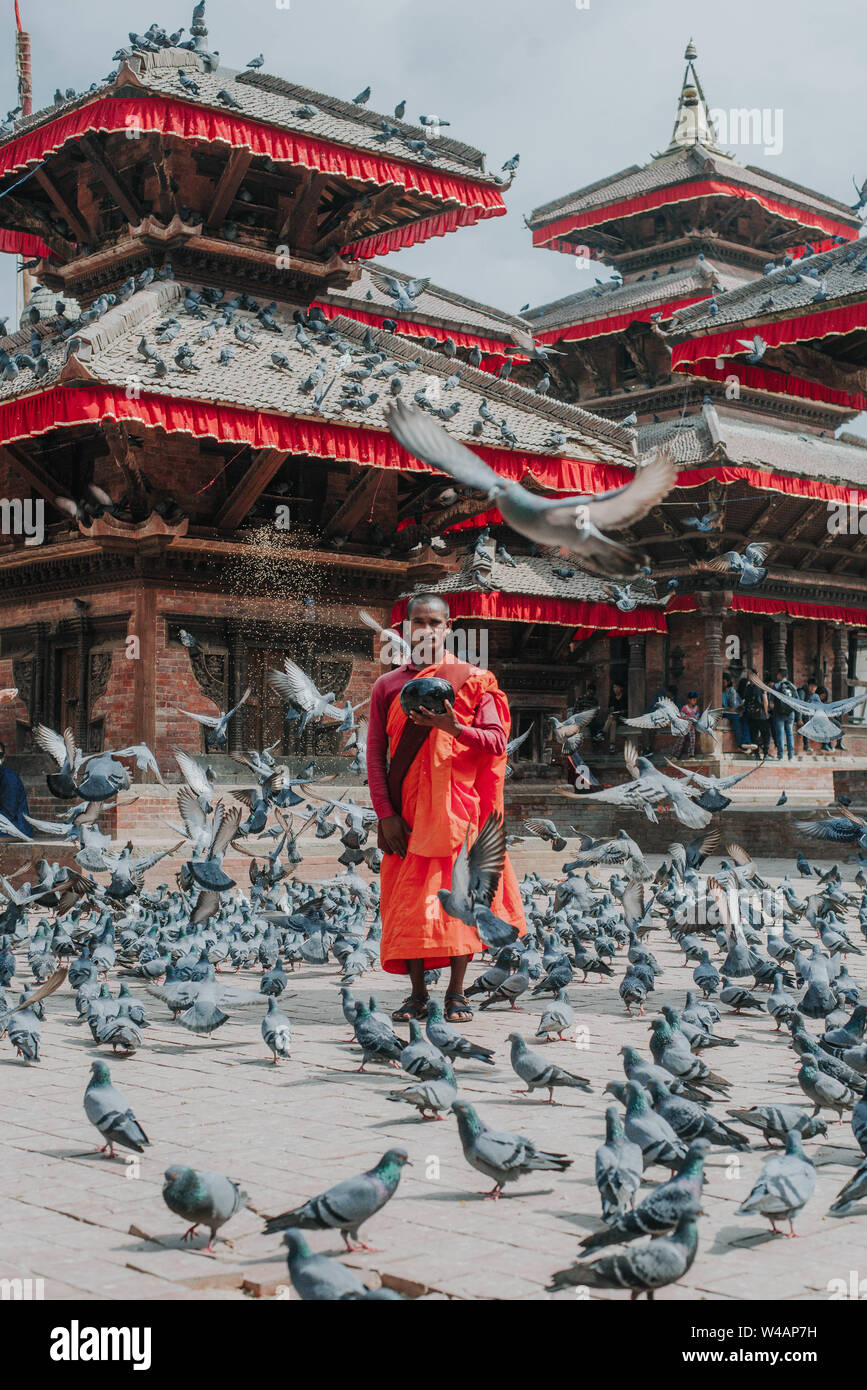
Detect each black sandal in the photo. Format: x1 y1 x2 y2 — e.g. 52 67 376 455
392 994 429 1022
445 993 473 1023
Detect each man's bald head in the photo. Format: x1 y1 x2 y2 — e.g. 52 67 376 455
406 592 450 621
405 593 451 667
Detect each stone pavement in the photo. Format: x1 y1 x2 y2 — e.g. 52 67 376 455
2 845 867 1303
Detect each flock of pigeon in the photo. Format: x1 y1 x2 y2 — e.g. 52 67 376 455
4 626 867 1298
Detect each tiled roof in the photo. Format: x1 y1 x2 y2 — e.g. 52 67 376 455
318 262 527 342
401 543 661 606
0 280 635 466
523 261 748 332
665 239 867 336
2 48 500 188
637 405 867 487
529 146 858 231
635 413 717 465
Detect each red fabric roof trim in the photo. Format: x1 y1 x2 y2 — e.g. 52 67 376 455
391 591 867 635
0 227 55 259
309 301 524 359
396 506 503 534
0 384 624 493
342 203 506 258
731 594 867 627
391 592 667 633
0 97 505 244
4 384 864 508
533 295 709 345
671 304 867 366
674 356 867 414
675 459 867 508
532 180 859 247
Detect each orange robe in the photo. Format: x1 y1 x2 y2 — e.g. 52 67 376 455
379 659 526 974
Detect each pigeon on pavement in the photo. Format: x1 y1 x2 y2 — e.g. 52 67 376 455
737 1129 816 1235
83 1060 149 1158
263 1149 410 1250
162 1166 248 1251
452 1100 572 1198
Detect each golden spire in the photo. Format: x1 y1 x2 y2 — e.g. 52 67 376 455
666 40 720 152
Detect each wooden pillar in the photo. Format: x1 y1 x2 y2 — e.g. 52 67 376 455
771 613 791 678
30 621 48 727
698 590 729 712
832 623 849 703
227 618 246 752
133 585 157 760
627 635 647 717
75 614 89 751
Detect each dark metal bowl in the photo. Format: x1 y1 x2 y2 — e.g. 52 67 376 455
400 676 456 715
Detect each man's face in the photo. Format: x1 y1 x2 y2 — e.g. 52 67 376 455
407 602 450 668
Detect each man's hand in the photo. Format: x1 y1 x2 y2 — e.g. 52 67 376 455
379 814 411 858
408 699 464 737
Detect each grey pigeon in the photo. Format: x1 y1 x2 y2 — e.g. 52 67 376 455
535 987 576 1041
162 1166 248 1250
737 1129 816 1235
352 1000 402 1071
797 1060 857 1121
580 1138 710 1254
594 1105 643 1221
386 401 676 577
263 1149 409 1249
385 1062 457 1119
727 1105 828 1147
452 1100 572 1198
283 1230 402 1300
261 996 291 1063
507 1032 591 1104
399 1019 448 1079
623 1079 687 1170
829 1155 867 1215
425 1000 494 1065
84 1060 149 1158
549 1212 699 1299
645 1078 749 1150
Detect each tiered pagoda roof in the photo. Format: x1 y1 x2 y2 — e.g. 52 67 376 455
522 257 748 342
0 16 507 306
528 40 860 271
394 539 667 643
314 262 530 369
664 239 867 416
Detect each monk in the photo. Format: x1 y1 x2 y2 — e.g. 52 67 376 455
366 592 525 1024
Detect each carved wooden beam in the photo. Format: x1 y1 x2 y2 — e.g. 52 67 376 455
32 167 93 245
0 195 74 256
397 496 491 547
0 443 66 506
147 133 178 223
206 148 253 230
831 532 867 573
102 419 148 516
284 171 329 249
213 449 289 529
79 135 143 224
553 626 577 661
324 467 382 537
312 186 396 254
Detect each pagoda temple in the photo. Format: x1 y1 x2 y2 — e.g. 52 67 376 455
0 16 864 850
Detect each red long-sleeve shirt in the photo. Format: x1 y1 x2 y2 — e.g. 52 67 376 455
366 662 506 820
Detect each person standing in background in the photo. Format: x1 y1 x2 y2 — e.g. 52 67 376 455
770 670 797 760
0 740 29 835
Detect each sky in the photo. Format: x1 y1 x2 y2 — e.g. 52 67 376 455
0 0 864 327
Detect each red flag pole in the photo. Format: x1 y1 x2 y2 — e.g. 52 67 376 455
14 2 32 315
